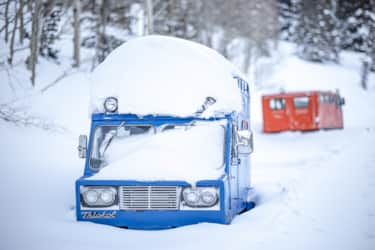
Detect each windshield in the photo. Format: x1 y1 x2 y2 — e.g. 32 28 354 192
89 121 226 176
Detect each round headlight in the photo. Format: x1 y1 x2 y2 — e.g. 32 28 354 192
104 97 118 113
84 190 99 204
201 191 217 206
100 190 115 204
183 189 200 206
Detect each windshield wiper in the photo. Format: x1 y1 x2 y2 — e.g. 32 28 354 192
99 122 126 157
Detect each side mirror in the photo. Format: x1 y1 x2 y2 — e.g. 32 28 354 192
340 97 345 106
237 130 254 156
78 135 87 159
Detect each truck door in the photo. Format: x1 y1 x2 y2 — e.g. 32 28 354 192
290 95 315 130
263 97 289 132
336 94 344 128
230 124 240 212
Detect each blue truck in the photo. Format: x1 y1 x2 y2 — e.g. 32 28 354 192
75 77 255 229
75 36 256 229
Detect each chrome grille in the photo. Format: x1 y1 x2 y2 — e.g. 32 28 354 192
119 186 180 210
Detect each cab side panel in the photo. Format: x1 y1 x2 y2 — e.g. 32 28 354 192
262 96 289 132
288 94 318 131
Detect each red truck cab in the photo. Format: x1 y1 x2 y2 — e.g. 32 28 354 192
262 90 345 133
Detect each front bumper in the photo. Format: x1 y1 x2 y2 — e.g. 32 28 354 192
77 209 227 229
75 179 229 229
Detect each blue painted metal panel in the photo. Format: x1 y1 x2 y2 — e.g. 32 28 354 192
76 76 254 229
77 210 226 230
75 179 229 229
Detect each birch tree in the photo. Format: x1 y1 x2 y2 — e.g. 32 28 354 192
18 0 24 44
8 0 19 65
4 0 11 43
73 0 81 67
145 0 154 34
28 0 42 87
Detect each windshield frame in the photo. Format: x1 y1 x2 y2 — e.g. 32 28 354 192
88 121 227 172
89 123 154 171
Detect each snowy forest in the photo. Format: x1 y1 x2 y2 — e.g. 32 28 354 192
1 0 375 88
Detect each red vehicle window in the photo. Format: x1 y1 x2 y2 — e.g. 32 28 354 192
319 94 325 103
322 95 330 103
293 96 309 108
269 98 285 110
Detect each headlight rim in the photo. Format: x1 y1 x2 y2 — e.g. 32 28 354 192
81 186 118 207
100 189 116 204
200 190 217 206
182 186 219 208
183 188 201 206
83 189 99 204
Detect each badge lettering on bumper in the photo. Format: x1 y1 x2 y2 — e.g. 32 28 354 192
81 211 117 219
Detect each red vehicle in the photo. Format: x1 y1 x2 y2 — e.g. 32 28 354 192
262 90 345 133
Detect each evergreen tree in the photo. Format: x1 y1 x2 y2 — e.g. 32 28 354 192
153 0 202 41
338 0 374 52
364 0 375 71
279 0 301 41
39 3 62 61
295 0 341 63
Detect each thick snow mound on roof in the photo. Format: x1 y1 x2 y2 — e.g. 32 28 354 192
90 35 244 117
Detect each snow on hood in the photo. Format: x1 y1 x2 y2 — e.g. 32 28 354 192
90 35 244 117
88 121 226 183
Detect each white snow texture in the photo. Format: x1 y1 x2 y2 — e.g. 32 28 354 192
90 35 243 117
0 38 375 250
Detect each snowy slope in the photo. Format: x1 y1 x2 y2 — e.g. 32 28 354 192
1 41 375 250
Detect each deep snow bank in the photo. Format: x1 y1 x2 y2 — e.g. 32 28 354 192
90 35 244 117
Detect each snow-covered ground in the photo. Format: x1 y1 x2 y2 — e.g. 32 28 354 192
1 41 375 250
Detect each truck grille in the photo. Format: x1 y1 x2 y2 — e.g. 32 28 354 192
119 186 180 210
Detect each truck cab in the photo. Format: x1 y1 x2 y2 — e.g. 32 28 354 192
262 90 345 133
75 36 256 229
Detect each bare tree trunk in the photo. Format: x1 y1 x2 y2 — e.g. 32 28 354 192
27 0 32 12
361 59 369 90
101 0 108 44
93 0 109 68
93 0 103 69
19 0 24 44
73 0 81 67
217 36 229 58
204 31 213 48
92 0 99 70
243 41 253 74
4 0 10 42
145 0 153 35
28 0 42 87
8 0 19 65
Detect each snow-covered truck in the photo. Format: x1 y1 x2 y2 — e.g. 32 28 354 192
262 90 345 133
75 36 255 229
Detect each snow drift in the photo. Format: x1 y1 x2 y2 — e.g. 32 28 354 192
90 35 244 117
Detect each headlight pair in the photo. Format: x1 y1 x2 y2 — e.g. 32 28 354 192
81 186 117 207
182 187 218 208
